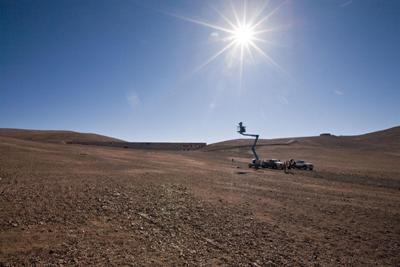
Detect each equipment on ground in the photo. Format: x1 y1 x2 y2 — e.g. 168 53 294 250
236 122 314 171
237 122 262 168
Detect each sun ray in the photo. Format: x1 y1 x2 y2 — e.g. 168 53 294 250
210 5 236 29
193 41 236 73
167 12 235 34
245 43 255 63
253 24 292 35
252 37 287 48
230 0 241 27
249 40 286 74
250 0 287 30
248 0 270 25
207 35 235 46
239 44 245 89
242 0 247 26
252 37 269 43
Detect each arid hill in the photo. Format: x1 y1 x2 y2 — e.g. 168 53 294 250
204 126 400 175
205 125 400 151
0 128 123 144
350 126 400 147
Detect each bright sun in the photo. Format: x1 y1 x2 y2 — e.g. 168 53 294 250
170 0 286 84
233 25 255 46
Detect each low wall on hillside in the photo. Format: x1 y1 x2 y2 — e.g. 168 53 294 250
66 141 207 151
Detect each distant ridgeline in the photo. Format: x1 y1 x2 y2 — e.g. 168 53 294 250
66 141 206 151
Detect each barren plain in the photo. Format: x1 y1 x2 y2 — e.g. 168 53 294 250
0 128 399 266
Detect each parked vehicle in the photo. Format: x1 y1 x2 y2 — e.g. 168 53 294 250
262 159 284 169
272 159 284 169
249 159 262 169
293 160 314 170
248 159 284 170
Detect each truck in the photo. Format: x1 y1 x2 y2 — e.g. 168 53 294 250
293 160 314 170
262 159 284 169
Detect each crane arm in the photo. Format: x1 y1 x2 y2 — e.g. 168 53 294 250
239 132 259 161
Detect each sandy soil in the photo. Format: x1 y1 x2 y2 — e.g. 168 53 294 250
0 129 399 266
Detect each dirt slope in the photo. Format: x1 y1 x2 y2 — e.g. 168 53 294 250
0 128 123 144
206 125 400 151
350 126 400 147
0 127 399 266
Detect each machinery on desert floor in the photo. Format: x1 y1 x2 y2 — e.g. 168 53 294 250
236 122 313 171
237 122 262 168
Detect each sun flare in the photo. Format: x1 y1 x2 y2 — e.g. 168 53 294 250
170 0 287 85
232 24 255 46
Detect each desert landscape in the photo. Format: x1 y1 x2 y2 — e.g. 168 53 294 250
3 0 400 266
0 127 399 266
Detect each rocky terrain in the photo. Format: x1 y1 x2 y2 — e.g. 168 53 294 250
0 128 399 266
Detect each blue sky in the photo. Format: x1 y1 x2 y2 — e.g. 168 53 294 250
1 0 399 143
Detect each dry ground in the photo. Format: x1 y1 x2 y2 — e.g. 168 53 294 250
0 129 399 266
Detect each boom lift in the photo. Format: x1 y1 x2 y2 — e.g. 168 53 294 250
237 122 314 171
237 122 262 169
